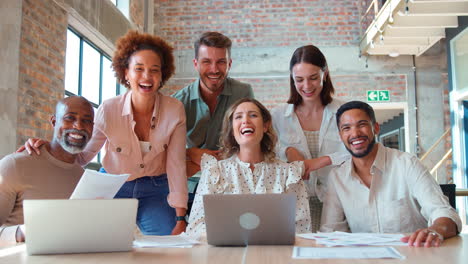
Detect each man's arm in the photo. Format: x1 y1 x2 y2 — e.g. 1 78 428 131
186 160 200 178
401 156 461 247
0 157 18 226
186 148 220 166
0 157 24 244
319 171 350 232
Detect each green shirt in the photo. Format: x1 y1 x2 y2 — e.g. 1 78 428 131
172 77 254 150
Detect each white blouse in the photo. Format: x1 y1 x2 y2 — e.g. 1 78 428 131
271 100 350 200
186 154 311 239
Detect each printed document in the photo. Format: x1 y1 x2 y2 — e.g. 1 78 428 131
70 169 129 199
293 246 405 259
133 233 200 248
298 232 407 246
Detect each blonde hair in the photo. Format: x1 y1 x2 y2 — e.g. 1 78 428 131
219 98 277 162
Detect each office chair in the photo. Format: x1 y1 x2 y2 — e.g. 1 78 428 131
439 184 456 209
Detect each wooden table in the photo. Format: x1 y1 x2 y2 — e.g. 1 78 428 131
1 235 467 264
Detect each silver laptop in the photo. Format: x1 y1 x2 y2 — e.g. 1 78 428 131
203 193 296 246
23 199 138 255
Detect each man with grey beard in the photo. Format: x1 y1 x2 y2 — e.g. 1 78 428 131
0 96 94 244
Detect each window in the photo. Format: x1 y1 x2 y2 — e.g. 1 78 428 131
110 0 130 19
65 28 121 163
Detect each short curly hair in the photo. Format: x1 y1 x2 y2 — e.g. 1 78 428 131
219 98 277 162
112 30 175 89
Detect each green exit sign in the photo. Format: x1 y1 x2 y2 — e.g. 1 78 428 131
367 90 390 102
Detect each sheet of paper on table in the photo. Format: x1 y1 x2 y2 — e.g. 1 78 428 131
70 169 129 199
133 234 200 248
297 232 407 247
292 246 405 259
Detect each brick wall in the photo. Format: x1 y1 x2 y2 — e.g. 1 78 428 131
161 73 407 110
17 0 68 146
154 0 360 50
155 0 407 111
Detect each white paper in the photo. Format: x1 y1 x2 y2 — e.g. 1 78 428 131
297 232 407 247
70 169 129 199
292 246 405 259
133 233 200 248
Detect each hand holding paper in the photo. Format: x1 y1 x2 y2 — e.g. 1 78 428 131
70 169 129 199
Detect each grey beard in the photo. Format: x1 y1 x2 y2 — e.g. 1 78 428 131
58 129 89 154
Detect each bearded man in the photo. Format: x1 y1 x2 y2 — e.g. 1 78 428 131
320 100 461 248
0 96 94 244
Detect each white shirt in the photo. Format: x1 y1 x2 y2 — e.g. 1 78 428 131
186 154 311 238
271 99 350 199
320 143 462 233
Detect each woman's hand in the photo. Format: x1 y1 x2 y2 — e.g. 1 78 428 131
171 207 188 235
171 221 187 235
16 138 47 155
285 147 304 162
303 156 332 176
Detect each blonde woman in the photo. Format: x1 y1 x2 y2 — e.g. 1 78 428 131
187 98 329 238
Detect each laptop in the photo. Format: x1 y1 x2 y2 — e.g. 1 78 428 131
203 193 296 246
23 199 138 255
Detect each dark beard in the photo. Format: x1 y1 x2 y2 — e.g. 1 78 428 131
345 137 376 158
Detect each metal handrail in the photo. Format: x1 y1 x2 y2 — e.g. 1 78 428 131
430 148 453 182
420 128 452 162
361 0 380 22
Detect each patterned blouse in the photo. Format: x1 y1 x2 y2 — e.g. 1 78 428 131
303 130 320 159
186 154 311 238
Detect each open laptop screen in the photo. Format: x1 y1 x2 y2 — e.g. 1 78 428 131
203 193 296 246
23 199 137 255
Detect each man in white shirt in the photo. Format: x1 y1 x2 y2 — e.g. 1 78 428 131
320 100 461 247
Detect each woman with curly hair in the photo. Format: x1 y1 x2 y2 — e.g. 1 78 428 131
186 98 325 238
22 30 188 235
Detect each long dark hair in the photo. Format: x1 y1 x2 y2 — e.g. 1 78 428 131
287 45 334 106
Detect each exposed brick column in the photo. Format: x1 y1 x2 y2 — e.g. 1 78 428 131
17 0 68 146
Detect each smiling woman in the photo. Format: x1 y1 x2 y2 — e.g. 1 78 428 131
271 45 350 232
21 30 188 236
186 98 313 239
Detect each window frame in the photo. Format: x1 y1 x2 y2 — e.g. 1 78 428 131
65 27 120 164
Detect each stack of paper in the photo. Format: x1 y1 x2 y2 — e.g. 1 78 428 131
133 234 200 248
298 232 407 246
292 246 405 259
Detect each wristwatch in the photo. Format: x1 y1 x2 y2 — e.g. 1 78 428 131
175 215 188 223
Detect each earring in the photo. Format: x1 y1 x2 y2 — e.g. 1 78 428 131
126 80 130 85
